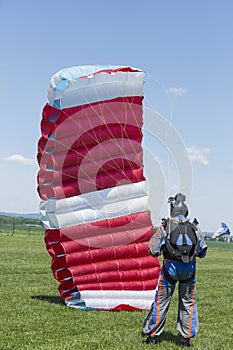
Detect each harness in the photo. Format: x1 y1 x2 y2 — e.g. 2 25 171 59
163 219 200 264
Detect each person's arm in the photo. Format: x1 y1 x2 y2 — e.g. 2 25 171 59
196 225 208 258
148 224 166 257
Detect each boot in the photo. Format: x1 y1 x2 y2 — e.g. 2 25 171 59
181 337 190 347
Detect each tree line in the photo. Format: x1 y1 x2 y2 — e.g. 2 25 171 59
0 215 42 226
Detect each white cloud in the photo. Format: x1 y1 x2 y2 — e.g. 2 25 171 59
4 154 36 166
165 87 187 96
186 146 211 165
230 165 233 170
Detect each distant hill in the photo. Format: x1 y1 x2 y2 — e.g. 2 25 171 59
0 211 41 220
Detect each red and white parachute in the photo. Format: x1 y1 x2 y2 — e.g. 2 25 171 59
37 65 160 310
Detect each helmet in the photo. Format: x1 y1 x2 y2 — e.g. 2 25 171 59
168 193 189 218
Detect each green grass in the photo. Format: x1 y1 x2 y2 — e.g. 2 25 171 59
0 235 232 349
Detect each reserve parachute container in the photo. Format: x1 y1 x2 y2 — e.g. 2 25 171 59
37 65 160 310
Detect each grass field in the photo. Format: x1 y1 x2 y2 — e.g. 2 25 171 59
0 233 232 349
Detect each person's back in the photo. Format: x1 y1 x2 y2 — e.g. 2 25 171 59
163 217 200 263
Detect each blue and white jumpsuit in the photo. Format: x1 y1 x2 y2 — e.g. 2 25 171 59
143 220 207 340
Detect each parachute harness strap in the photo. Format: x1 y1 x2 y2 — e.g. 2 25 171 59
177 222 190 260
165 220 177 257
165 220 196 263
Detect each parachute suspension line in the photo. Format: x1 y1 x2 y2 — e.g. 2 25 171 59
167 97 173 201
89 83 130 177
83 79 142 185
48 75 144 188
81 82 148 270
145 72 175 204
82 77 143 185
144 72 167 110
47 107 103 185
50 92 122 186
117 83 145 182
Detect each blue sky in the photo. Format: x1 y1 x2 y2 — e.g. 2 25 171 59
0 0 232 232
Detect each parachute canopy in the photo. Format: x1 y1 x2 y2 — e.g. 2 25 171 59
37 65 160 310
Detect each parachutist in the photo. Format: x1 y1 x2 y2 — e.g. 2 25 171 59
142 193 208 346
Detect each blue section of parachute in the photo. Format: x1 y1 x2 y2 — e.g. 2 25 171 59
54 78 70 92
221 222 230 234
53 99 61 109
65 292 99 310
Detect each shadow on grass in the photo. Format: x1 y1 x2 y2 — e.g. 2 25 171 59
31 295 65 306
160 331 181 345
141 331 181 346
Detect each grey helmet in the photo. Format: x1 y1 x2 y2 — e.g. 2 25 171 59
168 193 189 218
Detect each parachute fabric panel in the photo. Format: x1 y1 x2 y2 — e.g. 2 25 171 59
37 65 160 310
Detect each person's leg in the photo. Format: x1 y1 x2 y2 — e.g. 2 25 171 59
144 269 176 341
177 278 198 345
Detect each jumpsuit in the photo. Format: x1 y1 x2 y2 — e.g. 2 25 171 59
143 219 207 340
